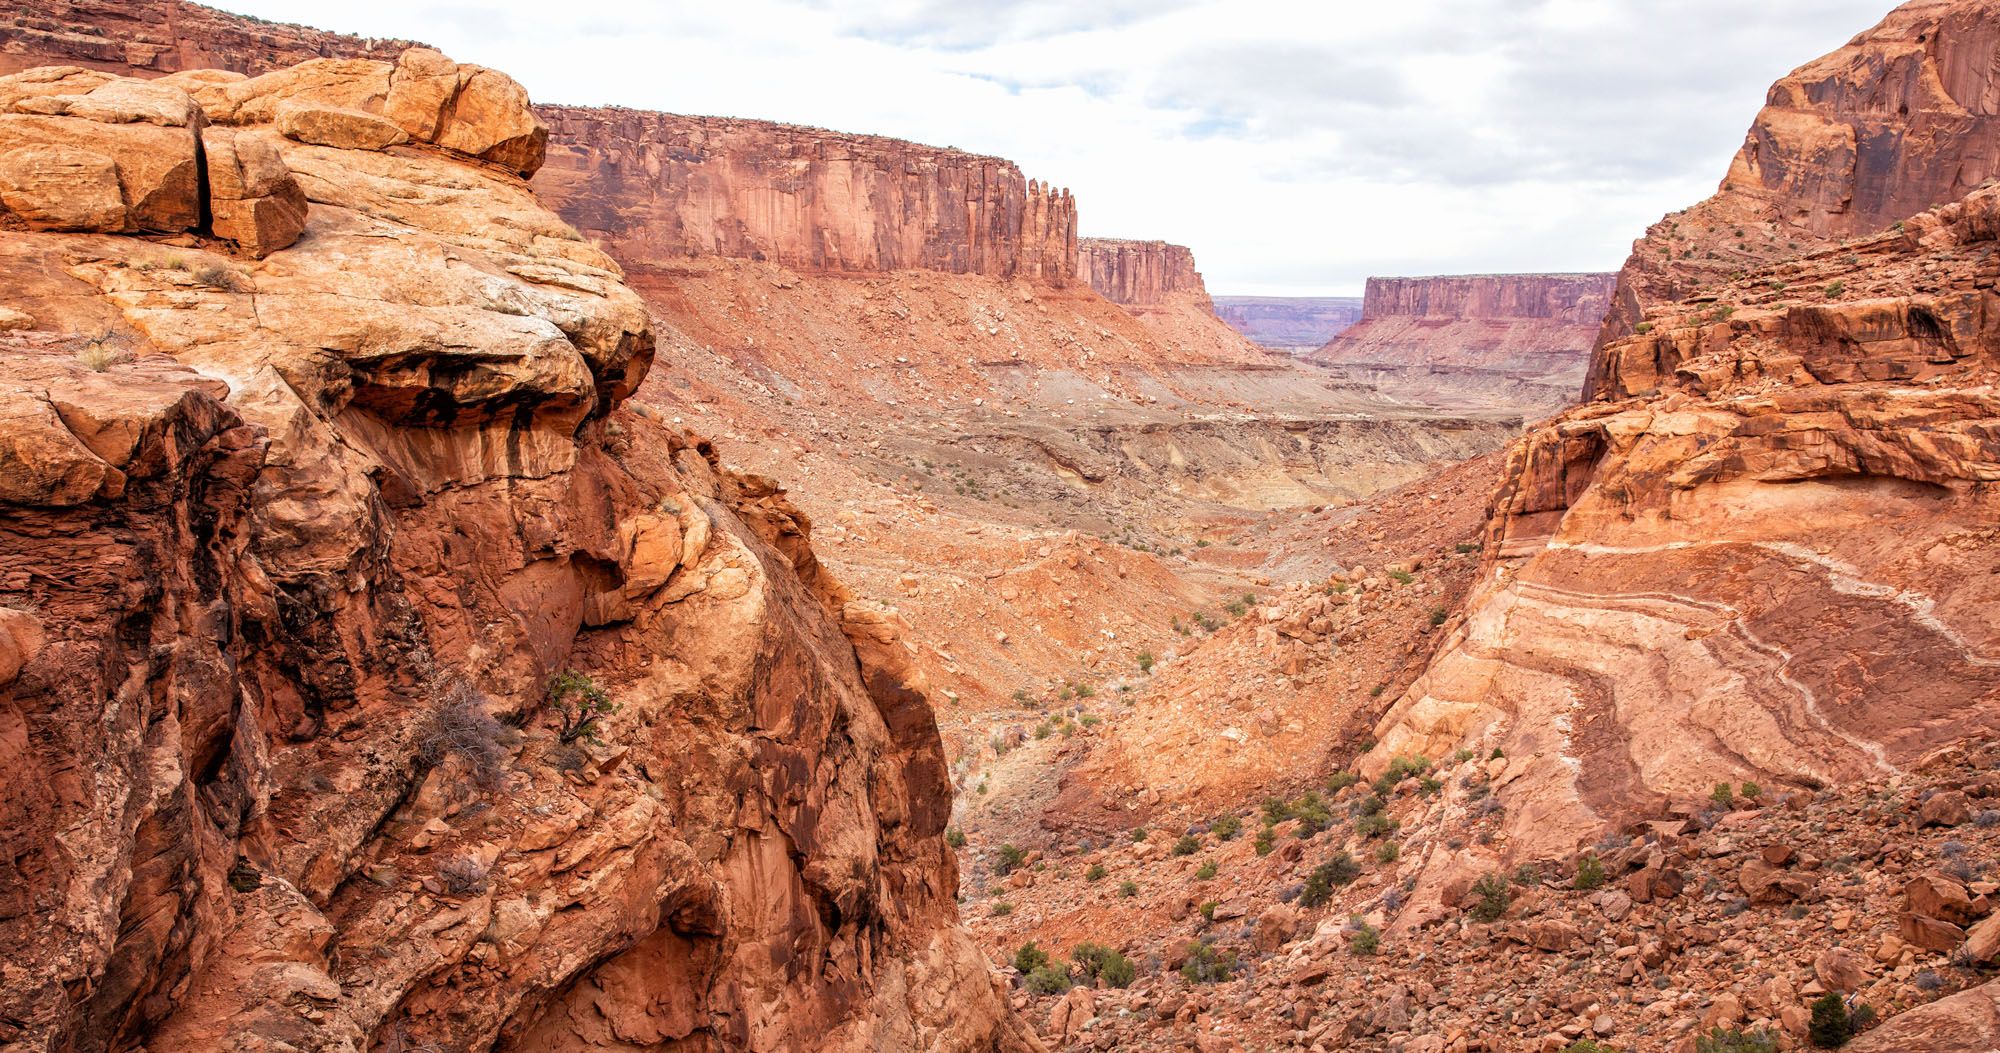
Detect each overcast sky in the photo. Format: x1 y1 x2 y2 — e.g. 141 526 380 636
217 0 1890 295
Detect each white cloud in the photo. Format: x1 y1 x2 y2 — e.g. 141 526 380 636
214 0 1890 294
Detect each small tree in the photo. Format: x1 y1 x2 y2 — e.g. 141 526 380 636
1809 993 1850 1048
547 670 619 744
1073 942 1136 988
1014 941 1049 974
1468 873 1513 922
996 843 1027 875
1574 852 1606 891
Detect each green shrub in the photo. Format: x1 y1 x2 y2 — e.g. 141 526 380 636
996 843 1027 875
1180 941 1236 983
1697 1029 1779 1053
1564 1042 1617 1053
1455 542 1480 554
1390 569 1415 585
1137 651 1155 673
1490 747 1505 760
1300 852 1361 908
1468 873 1513 922
1014 941 1049 974
1172 835 1201 857
1376 840 1400 864
1254 827 1275 856
1130 826 1148 843
1262 797 1295 824
1417 775 1443 797
1429 607 1448 626
1025 963 1072 994
1574 852 1606 891
1072 942 1136 988
1212 814 1241 840
546 670 620 745
1195 860 1218 880
1824 281 1845 298
1513 863 1542 887
1711 782 1736 809
1118 880 1138 898
1085 863 1106 882
991 901 1013 916
1327 771 1360 793
945 828 966 849
1809 994 1850 1047
1740 781 1762 800
1199 899 1218 922
1356 812 1398 839
1348 918 1380 955
1293 793 1333 837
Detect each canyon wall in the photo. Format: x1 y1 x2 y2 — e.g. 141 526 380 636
1213 295 1365 351
0 0 418 75
1363 0 2000 908
1077 237 1208 309
535 107 1078 281
1309 273 1615 413
0 55 1031 1053
1593 0 2000 376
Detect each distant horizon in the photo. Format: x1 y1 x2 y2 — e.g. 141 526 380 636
211 0 1891 297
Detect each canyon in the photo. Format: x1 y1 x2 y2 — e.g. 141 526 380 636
1314 273 1616 414
3 0 1999 1052
1213 296 1367 354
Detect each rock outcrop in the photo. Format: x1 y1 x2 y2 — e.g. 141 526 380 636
1362 18 2000 867
1212 295 1366 352
0 57 1032 1053
1311 273 1615 413
0 0 420 77
1076 238 1208 310
535 107 1078 282
1593 0 2000 373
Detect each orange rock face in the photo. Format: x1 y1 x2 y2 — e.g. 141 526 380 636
0 59 1034 1053
1593 0 2000 373
534 106 1078 282
1077 238 1209 309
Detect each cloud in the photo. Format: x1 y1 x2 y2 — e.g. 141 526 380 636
214 0 1893 294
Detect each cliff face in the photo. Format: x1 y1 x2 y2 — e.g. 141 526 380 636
1592 0 2000 382
1212 296 1365 351
1076 238 1208 308
0 56 1032 1053
1362 2 2000 900
535 107 1078 281
1310 273 1615 413
0 0 419 76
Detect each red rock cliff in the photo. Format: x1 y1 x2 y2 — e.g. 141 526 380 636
3 0 1081 284
534 106 1078 281
1310 274 1614 411
1592 0 2000 383
1077 237 1210 308
0 55 1035 1053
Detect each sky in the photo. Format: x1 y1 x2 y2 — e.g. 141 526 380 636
216 0 1891 295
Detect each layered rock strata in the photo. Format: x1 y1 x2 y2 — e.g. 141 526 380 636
1076 238 1208 310
1212 295 1366 351
0 55 1032 1053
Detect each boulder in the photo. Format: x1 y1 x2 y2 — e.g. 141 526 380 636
1847 978 2000 1052
1921 791 1973 828
1813 946 1872 992
275 100 407 150
199 127 306 256
1907 872 1979 926
1738 859 1813 904
0 67 202 233
1901 913 1969 953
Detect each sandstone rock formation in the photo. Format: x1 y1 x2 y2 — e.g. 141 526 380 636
1313 274 1614 414
1363 114 2000 874
0 57 1033 1053
1212 295 1366 352
0 0 420 78
535 106 1077 281
1077 238 1209 310
1593 0 2000 370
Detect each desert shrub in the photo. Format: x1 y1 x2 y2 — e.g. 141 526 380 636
1262 797 1295 824
1072 942 1135 988
1418 775 1443 796
1326 771 1360 793
990 901 1014 916
1696 1029 1778 1053
437 855 489 896
1293 793 1333 838
1356 812 1398 839
546 670 619 745
1299 853 1360 908
1564 1042 1617 1053
1373 755 1430 796
1172 834 1201 856
945 828 967 849
1014 941 1049 974
1376 840 1400 864
193 262 241 290
1809 994 1850 1047
1211 814 1241 840
1513 863 1542 887
1118 880 1138 898
1347 917 1380 956
996 843 1027 875
1711 782 1736 809
1740 782 1762 800
76 340 130 372
1025 963 1072 994
1198 900 1218 922
1130 826 1148 842
1574 852 1606 891
1137 651 1155 673
1033 722 1052 740
415 676 510 789
1824 281 1845 298
1254 827 1275 856
1194 860 1218 880
1389 569 1415 584
1180 941 1236 983
1468 873 1513 922
1429 607 1448 626
1490 746 1505 760
1085 863 1107 882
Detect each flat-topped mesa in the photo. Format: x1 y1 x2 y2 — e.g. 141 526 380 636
1357 273 1616 324
1077 237 1211 310
1213 295 1365 352
1312 273 1614 385
1592 0 2000 378
532 106 1079 281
